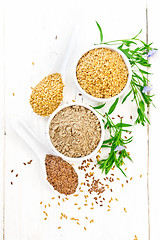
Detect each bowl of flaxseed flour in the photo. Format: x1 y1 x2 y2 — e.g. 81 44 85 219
47 103 104 161
74 45 132 102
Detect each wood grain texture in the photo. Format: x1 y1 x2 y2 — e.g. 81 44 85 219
148 0 160 239
0 1 5 239
1 0 159 239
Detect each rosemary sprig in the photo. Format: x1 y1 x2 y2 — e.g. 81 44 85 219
95 21 157 126
92 99 133 176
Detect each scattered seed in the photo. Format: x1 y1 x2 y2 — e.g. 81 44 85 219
43 211 48 216
124 207 127 213
73 194 79 197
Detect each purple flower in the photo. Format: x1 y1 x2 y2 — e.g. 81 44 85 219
147 49 158 57
142 86 152 93
114 145 125 151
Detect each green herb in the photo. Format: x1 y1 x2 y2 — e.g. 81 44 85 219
96 21 103 43
92 99 133 176
95 21 157 126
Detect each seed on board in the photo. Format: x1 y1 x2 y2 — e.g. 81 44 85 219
124 207 127 213
73 194 79 197
58 226 61 229
11 170 14 173
140 174 142 178
84 227 87 230
130 177 133 181
40 202 42 204
43 211 48 216
11 182 13 185
15 174 18 177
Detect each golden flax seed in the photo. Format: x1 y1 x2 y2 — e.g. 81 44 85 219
76 48 128 99
30 73 64 117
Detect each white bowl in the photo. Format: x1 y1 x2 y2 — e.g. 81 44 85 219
73 45 132 102
46 102 104 161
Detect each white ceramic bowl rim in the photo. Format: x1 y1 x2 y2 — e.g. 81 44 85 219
47 102 105 161
73 44 132 102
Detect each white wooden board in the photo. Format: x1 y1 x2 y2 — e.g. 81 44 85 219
0 0 160 239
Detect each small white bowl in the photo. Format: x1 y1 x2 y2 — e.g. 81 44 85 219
46 102 104 161
73 45 132 102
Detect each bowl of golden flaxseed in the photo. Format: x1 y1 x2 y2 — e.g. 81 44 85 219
74 45 132 102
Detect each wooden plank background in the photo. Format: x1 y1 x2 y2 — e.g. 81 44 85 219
0 0 160 239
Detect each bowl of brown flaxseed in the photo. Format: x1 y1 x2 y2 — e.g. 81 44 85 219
74 45 132 102
46 103 104 161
